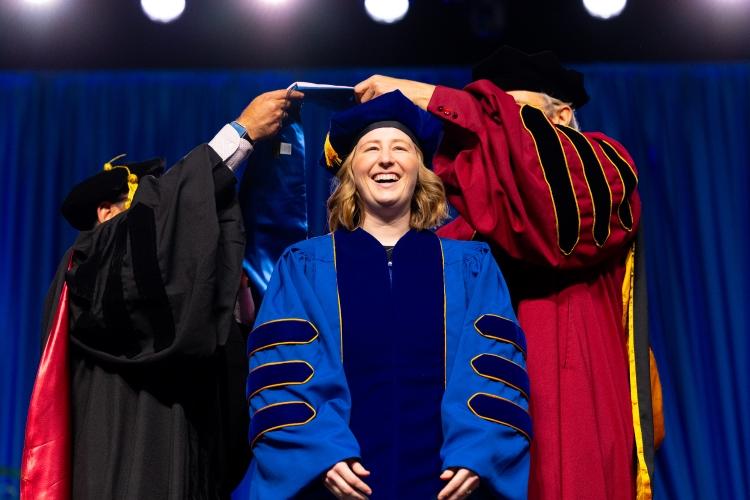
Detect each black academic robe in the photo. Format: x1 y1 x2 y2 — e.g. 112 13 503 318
41 144 250 499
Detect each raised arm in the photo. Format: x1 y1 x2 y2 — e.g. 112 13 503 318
67 90 301 365
431 80 640 269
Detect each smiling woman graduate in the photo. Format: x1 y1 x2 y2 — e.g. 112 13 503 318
245 91 531 499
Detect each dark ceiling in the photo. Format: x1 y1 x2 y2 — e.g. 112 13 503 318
1 0 750 70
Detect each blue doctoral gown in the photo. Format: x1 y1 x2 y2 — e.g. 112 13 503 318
246 228 530 499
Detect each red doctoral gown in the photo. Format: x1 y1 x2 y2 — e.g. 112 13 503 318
430 80 643 500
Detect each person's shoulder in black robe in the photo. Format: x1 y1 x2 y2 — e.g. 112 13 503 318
41 144 250 499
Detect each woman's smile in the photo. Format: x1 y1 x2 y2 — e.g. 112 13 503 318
372 172 400 184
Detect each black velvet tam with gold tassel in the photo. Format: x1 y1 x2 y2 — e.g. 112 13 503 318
61 155 164 231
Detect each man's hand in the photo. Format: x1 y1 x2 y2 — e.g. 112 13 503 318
438 468 480 500
235 89 304 142
354 75 436 110
323 460 372 499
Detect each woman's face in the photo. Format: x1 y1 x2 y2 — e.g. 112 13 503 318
351 127 420 221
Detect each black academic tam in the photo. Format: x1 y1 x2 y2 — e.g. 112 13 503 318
61 157 164 231
472 45 590 109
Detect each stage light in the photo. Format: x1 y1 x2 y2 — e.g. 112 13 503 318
365 0 409 24
22 0 57 5
141 0 186 23
582 0 627 19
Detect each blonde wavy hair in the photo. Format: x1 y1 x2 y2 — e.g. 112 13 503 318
327 146 449 232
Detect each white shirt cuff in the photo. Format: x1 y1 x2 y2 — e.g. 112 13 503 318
208 124 254 172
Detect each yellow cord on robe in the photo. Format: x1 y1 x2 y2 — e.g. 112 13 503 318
622 244 652 500
102 154 139 209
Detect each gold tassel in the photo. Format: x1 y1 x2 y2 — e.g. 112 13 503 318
323 134 342 170
102 153 139 209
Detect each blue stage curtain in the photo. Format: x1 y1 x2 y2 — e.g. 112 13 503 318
577 64 750 499
0 65 748 499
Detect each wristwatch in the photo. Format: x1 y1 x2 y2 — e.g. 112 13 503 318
230 121 255 145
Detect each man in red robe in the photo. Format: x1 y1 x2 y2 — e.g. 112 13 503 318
355 47 662 499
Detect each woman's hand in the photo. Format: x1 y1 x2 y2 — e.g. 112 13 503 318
323 460 372 499
438 468 480 499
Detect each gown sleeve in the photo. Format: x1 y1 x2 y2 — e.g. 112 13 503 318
430 81 640 270
68 144 245 365
246 245 360 499
441 244 530 499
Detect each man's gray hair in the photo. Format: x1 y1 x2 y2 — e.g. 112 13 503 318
540 93 580 130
